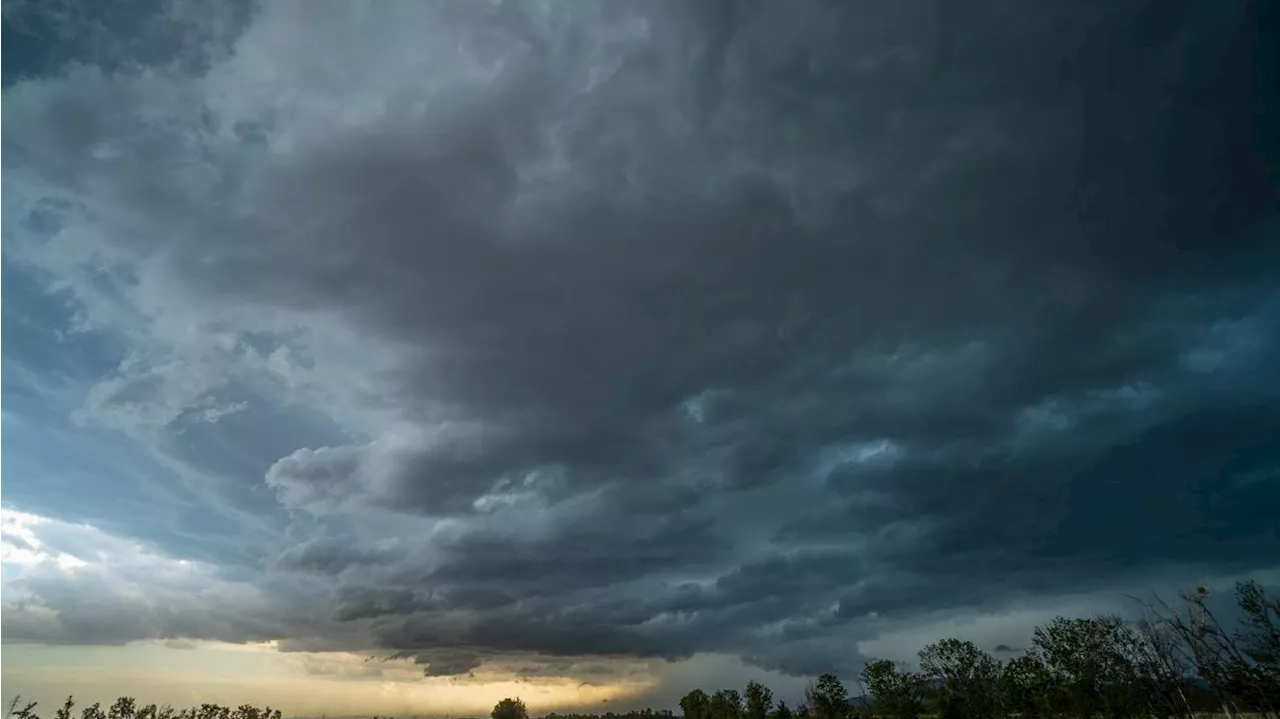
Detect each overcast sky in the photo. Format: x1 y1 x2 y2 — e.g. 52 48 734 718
2 0 1278 714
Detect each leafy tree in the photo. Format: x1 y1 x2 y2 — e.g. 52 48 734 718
7 697 41 719
54 699 75 719
770 702 792 719
107 699 136 719
998 652 1056 718
492 698 529 719
806 673 849 719
708 690 744 719
917 638 1001 719
192 704 230 719
1033 616 1149 719
861 660 924 719
680 690 710 719
745 682 773 719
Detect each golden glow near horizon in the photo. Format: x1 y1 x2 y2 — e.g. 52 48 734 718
0 507 685 717
1 641 656 718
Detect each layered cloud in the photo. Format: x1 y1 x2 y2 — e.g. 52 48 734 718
3 0 1279 689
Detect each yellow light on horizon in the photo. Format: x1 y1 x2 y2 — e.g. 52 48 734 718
1 642 657 719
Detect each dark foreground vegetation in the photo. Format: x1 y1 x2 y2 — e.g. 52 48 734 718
670 581 1279 719
7 580 1277 719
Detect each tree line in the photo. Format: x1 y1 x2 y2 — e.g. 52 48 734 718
4 698 281 719
675 580 1278 719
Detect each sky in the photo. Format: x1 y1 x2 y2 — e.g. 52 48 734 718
1 0 1278 714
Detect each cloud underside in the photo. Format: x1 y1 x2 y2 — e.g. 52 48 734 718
3 0 1279 680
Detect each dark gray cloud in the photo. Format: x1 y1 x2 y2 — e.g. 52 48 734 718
390 648 484 678
2 0 1279 685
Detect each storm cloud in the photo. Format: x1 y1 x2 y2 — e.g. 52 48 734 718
3 0 1279 686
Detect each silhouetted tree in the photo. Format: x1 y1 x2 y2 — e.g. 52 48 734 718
1032 616 1150 719
7 697 41 719
1146 580 1280 717
107 699 136 719
680 690 710 719
918 638 1001 719
861 660 924 719
745 682 773 719
54 698 75 719
1116 617 1196 719
807 673 849 719
998 652 1055 718
709 690 744 719
493 698 529 719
